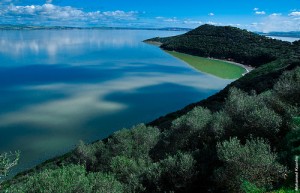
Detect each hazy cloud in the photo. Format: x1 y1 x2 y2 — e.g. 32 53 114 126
250 14 300 32
270 13 282 16
163 17 179 22
208 13 214 16
289 11 300 16
255 11 266 15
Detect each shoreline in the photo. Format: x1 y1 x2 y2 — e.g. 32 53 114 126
144 40 254 76
211 58 254 75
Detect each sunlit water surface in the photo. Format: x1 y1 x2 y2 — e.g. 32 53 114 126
0 29 234 175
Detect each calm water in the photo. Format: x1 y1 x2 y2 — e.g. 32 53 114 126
0 29 233 175
268 36 300 42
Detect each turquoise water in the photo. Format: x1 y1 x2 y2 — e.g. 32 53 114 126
0 29 233 175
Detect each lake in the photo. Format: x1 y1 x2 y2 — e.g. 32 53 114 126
0 29 234 175
268 36 300 42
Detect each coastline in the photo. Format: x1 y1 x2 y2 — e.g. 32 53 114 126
211 58 254 75
144 40 254 76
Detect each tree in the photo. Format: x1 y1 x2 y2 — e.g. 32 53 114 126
156 107 212 155
224 88 283 142
215 137 286 192
0 151 20 182
110 156 146 192
274 67 300 108
144 152 197 192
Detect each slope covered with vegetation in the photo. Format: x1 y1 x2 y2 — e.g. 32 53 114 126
145 24 292 67
2 25 300 193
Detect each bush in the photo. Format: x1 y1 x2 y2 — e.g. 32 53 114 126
73 124 160 172
156 107 212 155
74 140 107 171
215 137 287 193
274 67 300 107
110 156 146 192
5 165 123 193
240 180 265 193
0 151 20 182
107 124 160 160
224 88 282 142
280 127 300 168
145 152 196 192
208 110 231 141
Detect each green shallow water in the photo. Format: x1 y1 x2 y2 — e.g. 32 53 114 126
166 51 246 79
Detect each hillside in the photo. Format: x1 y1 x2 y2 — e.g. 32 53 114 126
2 25 300 193
148 25 300 128
145 24 293 67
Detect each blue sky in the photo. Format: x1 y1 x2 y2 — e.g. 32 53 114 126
0 0 299 32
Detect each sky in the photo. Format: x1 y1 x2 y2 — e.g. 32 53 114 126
0 0 299 32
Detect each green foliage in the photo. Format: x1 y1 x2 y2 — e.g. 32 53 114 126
208 110 231 141
145 152 196 192
274 67 300 107
224 88 283 142
5 165 123 193
110 156 146 192
157 24 291 67
268 189 298 193
0 151 20 182
294 117 300 127
73 124 160 172
172 107 212 131
107 124 160 160
241 181 265 193
74 140 106 171
216 137 286 192
281 127 300 168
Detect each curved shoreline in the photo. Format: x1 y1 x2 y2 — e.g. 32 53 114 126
144 40 254 76
210 58 254 75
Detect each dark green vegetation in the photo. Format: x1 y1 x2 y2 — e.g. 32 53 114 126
2 25 300 192
165 51 246 79
145 24 294 67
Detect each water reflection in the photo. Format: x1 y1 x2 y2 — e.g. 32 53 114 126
0 30 139 57
0 29 233 175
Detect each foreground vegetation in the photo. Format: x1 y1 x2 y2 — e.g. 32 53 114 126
1 25 300 192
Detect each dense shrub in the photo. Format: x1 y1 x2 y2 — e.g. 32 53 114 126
107 124 160 160
110 156 146 192
224 88 283 142
280 127 300 168
74 124 160 172
74 140 106 171
144 152 196 192
215 137 287 192
0 151 19 182
5 165 123 193
155 107 212 156
274 67 300 107
207 110 231 141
